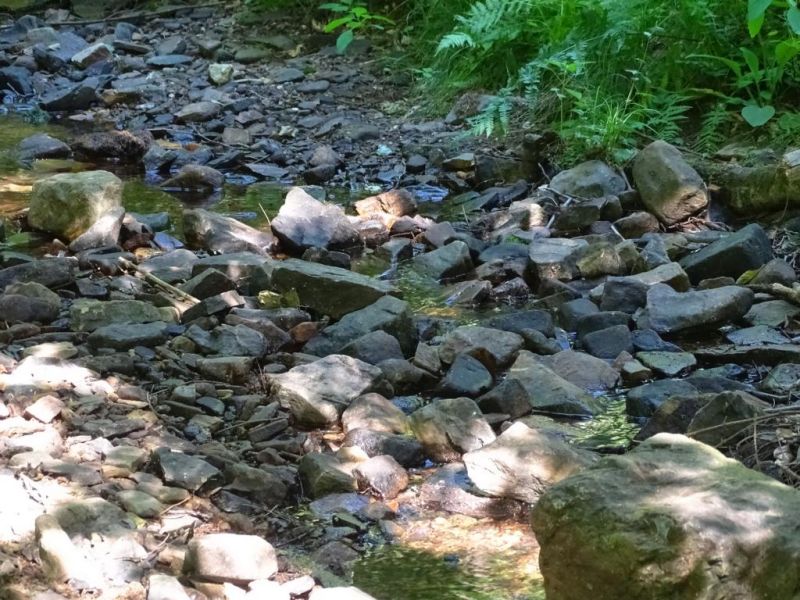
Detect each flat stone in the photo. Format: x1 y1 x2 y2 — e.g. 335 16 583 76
183 534 277 585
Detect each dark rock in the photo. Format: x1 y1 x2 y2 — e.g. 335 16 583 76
679 224 774 284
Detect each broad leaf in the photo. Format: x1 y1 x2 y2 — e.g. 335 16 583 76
320 3 351 12
748 14 765 37
741 104 776 127
336 29 355 54
776 39 800 65
747 0 772 23
740 47 760 75
789 5 800 33
324 16 352 32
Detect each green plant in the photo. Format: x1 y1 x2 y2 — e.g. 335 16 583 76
320 0 394 53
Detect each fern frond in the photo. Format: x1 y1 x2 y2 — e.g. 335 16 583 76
436 32 476 53
695 103 730 155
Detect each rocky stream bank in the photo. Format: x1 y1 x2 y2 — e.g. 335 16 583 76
3 3 800 600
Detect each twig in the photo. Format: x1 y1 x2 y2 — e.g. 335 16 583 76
118 256 200 305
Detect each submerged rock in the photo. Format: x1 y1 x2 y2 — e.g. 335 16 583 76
532 433 800 600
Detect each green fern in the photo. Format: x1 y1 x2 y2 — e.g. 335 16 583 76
468 93 513 137
695 103 731 155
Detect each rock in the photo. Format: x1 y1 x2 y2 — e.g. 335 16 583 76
35 514 96 586
438 354 493 397
353 455 409 499
638 284 754 333
147 574 191 600
438 325 523 369
0 66 33 95
152 448 222 492
209 63 234 85
117 490 164 518
744 299 800 327
477 379 532 419
679 224 774 284
71 42 111 67
175 101 220 123
686 391 767 447
24 395 64 423
508 351 602 416
412 241 473 280
69 206 125 252
636 351 696 377
558 298 599 331
750 258 797 286
600 278 649 313
575 242 625 278
343 428 424 467
540 350 619 392
581 324 633 359
341 331 405 364
725 325 789 346
270 355 387 427
549 160 626 198
626 379 698 418
299 453 356 498
761 363 800 395
197 356 253 384
304 296 413 356
71 131 151 163
17 133 70 163
28 171 123 241
309 587 377 600
0 281 60 323
183 534 277 585
184 208 276 255
613 211 660 238
342 393 408 434
527 238 588 283
185 324 267 357
463 422 595 503
70 299 162 331
532 433 800 600
272 187 360 253
88 321 168 350
40 79 99 111
354 189 417 217
161 165 224 192
269 259 396 319
409 397 495 462
632 140 708 224
224 462 288 504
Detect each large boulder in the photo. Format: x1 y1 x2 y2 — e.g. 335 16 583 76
532 433 800 600
632 140 708 225
637 284 754 333
183 209 276 255
271 187 360 253
304 296 414 356
27 171 122 241
269 355 388 427
679 223 774 284
183 534 277 585
269 259 396 319
463 422 596 503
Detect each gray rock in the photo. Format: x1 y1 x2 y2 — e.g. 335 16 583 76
88 321 168 350
161 165 224 192
272 187 360 253
70 299 163 331
463 422 596 503
558 298 599 331
626 379 698 418
549 160 626 198
269 259 396 319
750 258 797 286
353 455 409 499
726 325 790 346
438 325 524 368
477 379 532 419
139 249 199 283
71 130 151 163
600 278 648 313
484 309 554 337
186 324 268 357
438 354 493 397
679 224 774 284
632 140 708 225
175 101 220 122
153 448 222 492
183 208 276 255
298 453 356 498
638 284 754 333
197 356 254 384
687 391 767 447
71 42 111 67
304 296 413 356
69 207 125 252
761 363 800 395
341 330 405 364
636 350 696 377
147 574 191 600
412 240 474 280
0 66 33 95
40 79 99 111
532 433 800 600
28 171 123 241
744 299 800 327
508 351 603 416
540 350 619 392
527 238 588 283
0 281 60 323
35 514 97 586
581 324 632 359
183 533 277 584
409 397 495 462
343 428 424 467
270 355 387 427
341 393 409 434
17 133 70 163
